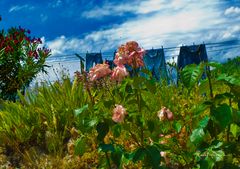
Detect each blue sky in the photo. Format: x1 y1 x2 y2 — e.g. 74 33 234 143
0 0 240 62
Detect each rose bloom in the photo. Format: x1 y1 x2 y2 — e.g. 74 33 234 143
88 63 111 81
111 65 129 82
128 50 145 68
157 107 174 121
112 104 127 123
125 41 139 52
160 151 170 165
113 41 145 68
113 52 128 66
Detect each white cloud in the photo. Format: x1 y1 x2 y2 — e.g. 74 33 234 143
46 0 240 62
9 4 34 13
81 0 217 19
81 0 174 19
80 1 222 48
224 6 240 16
222 25 240 39
81 3 136 19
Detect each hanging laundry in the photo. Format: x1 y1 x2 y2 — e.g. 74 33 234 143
177 44 208 69
143 49 168 81
177 44 209 80
105 60 114 69
85 53 103 71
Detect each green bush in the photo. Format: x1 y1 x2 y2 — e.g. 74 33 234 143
0 26 50 101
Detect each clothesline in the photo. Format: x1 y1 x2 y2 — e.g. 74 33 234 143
49 40 240 59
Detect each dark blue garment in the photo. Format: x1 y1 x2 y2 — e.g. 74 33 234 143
105 60 114 69
85 53 103 71
177 44 208 70
177 44 208 80
143 49 168 81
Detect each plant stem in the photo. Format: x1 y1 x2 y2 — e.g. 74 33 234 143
136 89 144 145
206 65 214 99
129 131 142 147
227 98 232 142
105 152 112 169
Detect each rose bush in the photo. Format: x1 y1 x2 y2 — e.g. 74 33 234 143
0 40 239 168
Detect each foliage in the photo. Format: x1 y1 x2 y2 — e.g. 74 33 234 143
0 26 51 101
0 40 239 168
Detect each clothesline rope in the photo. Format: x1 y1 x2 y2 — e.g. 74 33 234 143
49 40 240 59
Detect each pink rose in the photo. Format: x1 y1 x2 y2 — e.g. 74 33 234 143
160 151 170 164
111 65 129 82
166 109 174 121
88 63 111 81
112 104 127 123
114 41 145 68
157 107 174 121
113 52 128 66
125 41 142 51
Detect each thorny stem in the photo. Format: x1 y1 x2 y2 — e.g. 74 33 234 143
206 65 214 99
135 72 144 145
105 152 112 169
137 91 144 145
129 130 142 147
104 79 115 103
227 98 232 142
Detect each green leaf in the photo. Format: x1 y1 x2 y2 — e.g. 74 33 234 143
209 149 225 162
190 128 205 144
96 122 109 142
112 124 121 138
111 147 123 167
199 158 214 169
145 145 161 168
74 104 88 116
103 100 114 108
74 137 87 156
99 143 114 152
198 116 210 128
124 152 135 161
147 120 155 133
146 80 156 94
192 102 211 117
217 73 240 86
133 148 145 162
173 121 182 133
211 104 232 130
232 110 240 124
207 62 223 69
87 118 98 127
180 64 204 90
132 76 145 89
230 123 240 138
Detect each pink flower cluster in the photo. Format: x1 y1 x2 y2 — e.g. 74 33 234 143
88 63 111 81
157 107 174 121
113 41 145 69
111 65 129 82
88 41 144 82
112 104 127 123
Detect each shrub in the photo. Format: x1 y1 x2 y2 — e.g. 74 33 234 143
0 26 50 101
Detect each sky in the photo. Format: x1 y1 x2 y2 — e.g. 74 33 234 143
0 0 240 64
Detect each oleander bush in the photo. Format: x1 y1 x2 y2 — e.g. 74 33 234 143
0 26 50 101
